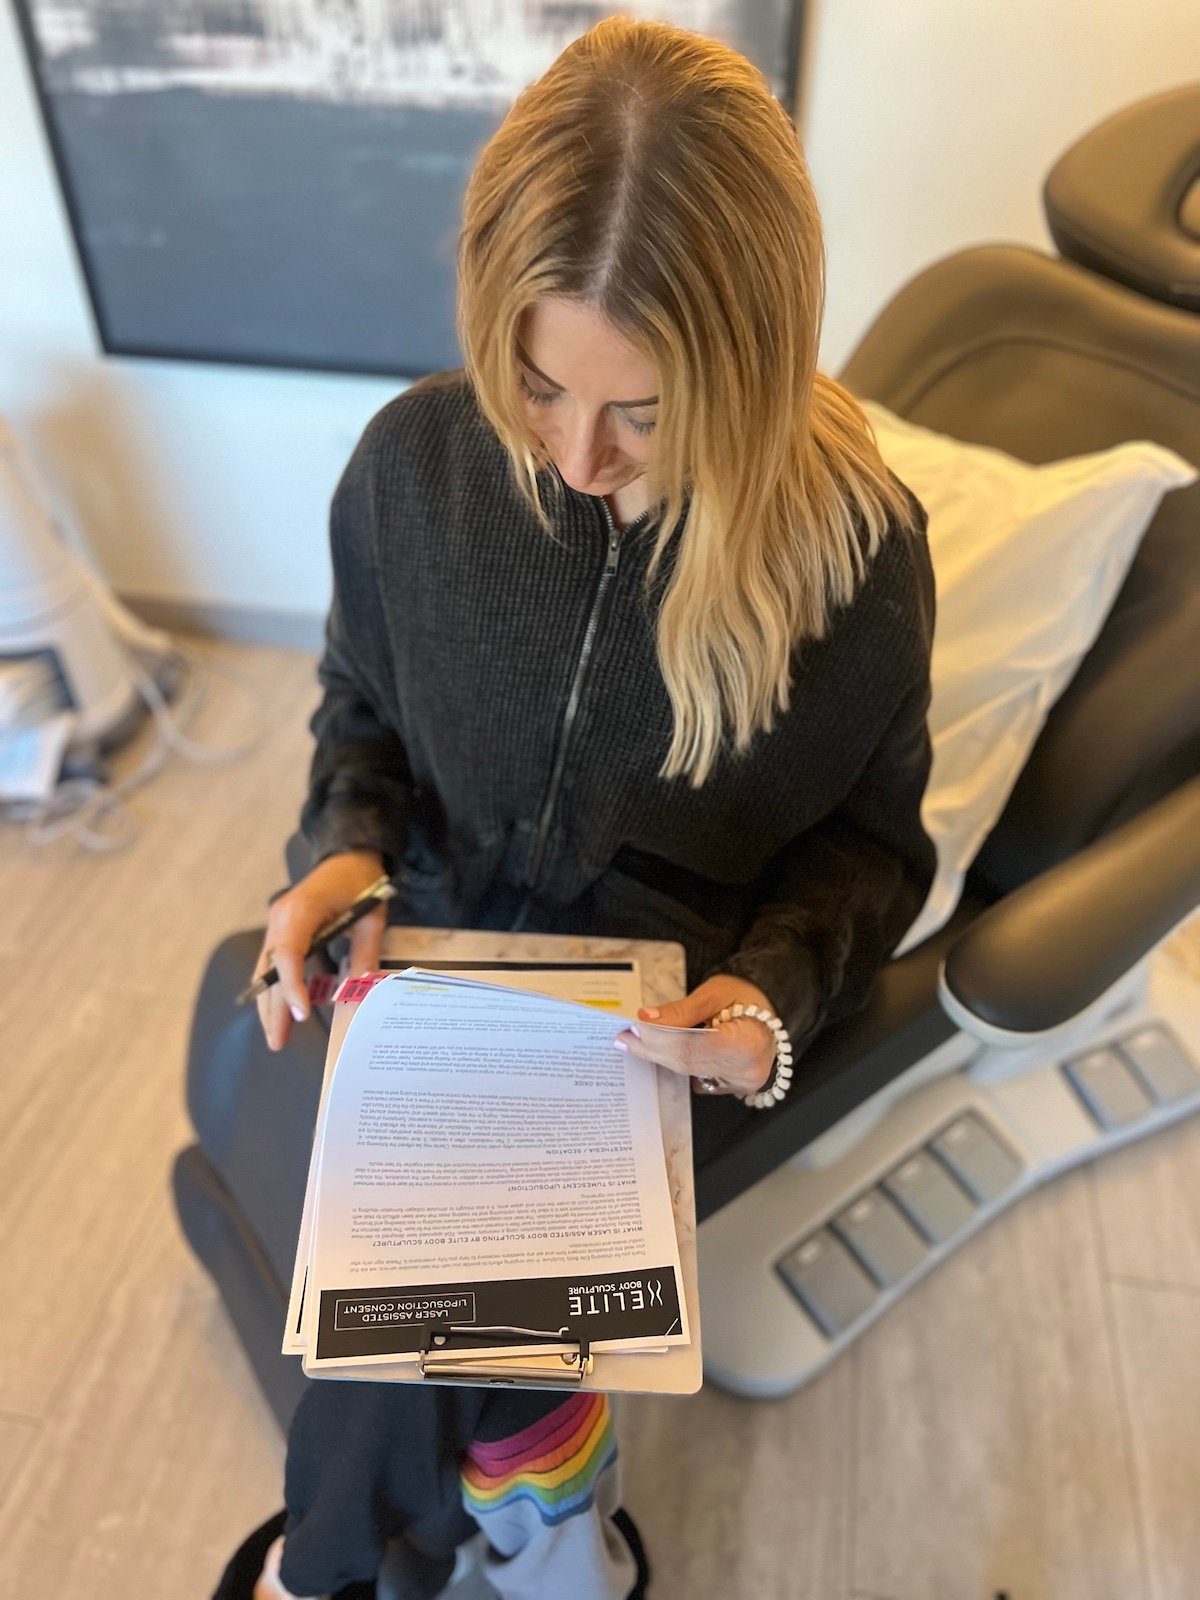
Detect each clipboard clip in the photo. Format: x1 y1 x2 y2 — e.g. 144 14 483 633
417 1323 593 1386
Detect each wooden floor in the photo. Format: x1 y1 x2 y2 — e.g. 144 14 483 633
2 636 1198 1600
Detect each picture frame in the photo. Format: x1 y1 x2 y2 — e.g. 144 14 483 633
15 1 806 379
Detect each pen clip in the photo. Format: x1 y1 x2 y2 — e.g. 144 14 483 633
352 875 397 905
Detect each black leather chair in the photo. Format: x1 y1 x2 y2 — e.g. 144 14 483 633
174 86 1200 1424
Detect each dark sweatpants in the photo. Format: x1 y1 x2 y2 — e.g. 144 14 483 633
276 1094 749 1598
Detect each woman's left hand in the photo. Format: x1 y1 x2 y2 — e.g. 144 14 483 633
613 974 781 1097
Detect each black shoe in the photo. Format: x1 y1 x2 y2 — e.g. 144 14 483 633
211 1509 375 1600
613 1507 651 1600
215 1506 647 1600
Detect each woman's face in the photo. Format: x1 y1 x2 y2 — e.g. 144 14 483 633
516 298 659 497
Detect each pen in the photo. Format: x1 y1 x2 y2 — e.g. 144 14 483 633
235 875 398 1005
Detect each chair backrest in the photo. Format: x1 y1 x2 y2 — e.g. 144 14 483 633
838 85 1200 899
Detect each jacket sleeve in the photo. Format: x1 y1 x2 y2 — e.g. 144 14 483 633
705 667 937 1059
701 494 939 1056
298 419 415 877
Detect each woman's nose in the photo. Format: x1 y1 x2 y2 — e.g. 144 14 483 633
555 419 615 486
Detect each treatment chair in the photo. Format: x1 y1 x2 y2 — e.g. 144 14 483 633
174 85 1200 1419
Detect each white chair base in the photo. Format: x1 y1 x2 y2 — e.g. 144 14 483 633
699 947 1200 1398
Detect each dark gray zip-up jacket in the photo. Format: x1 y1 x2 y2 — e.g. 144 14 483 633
299 368 937 1063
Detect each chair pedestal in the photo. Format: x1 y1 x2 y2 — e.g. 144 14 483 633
700 947 1200 1398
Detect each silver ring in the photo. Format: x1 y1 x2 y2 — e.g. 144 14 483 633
696 1075 727 1094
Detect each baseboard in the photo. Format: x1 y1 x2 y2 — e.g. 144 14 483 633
120 592 325 652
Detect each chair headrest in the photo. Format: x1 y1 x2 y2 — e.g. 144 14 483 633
1043 82 1200 313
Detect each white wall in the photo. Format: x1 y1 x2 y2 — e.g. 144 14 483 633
802 1 1198 377
1 0 1197 627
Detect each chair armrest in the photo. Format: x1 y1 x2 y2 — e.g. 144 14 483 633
940 776 1200 1040
285 829 315 887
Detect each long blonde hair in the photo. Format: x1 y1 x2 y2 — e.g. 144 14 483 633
456 15 918 787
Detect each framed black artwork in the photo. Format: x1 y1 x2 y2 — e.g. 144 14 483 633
14 1 806 379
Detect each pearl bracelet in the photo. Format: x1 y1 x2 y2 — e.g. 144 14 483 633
710 1002 794 1109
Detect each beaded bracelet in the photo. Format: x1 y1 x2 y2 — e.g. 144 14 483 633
708 1002 794 1109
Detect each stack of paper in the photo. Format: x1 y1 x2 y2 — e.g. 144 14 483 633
284 965 700 1388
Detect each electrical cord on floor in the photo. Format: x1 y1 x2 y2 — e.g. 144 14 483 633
3 638 265 852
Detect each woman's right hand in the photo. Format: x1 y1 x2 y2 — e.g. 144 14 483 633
253 848 388 1051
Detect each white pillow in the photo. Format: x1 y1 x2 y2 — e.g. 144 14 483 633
862 402 1199 959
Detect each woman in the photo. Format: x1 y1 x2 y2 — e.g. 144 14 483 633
227 15 937 1600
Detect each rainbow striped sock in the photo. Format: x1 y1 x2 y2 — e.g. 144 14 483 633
460 1392 617 1526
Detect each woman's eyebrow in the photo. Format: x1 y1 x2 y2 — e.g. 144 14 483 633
515 341 658 407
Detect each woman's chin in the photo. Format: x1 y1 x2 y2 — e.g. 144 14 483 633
573 471 639 493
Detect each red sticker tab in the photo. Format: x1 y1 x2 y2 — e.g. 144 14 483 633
306 971 339 1007
334 971 391 1005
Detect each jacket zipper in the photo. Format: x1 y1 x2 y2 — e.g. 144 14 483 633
522 497 630 894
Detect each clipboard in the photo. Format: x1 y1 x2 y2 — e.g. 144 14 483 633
293 926 702 1394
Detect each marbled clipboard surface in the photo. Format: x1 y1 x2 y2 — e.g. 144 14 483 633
309 925 702 1395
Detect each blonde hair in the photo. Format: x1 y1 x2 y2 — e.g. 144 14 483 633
456 15 918 787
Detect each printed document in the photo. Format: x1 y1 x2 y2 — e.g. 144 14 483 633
286 967 693 1373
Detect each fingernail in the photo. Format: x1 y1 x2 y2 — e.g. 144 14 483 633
613 1039 627 1052
643 1007 660 1019
291 1004 306 1023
